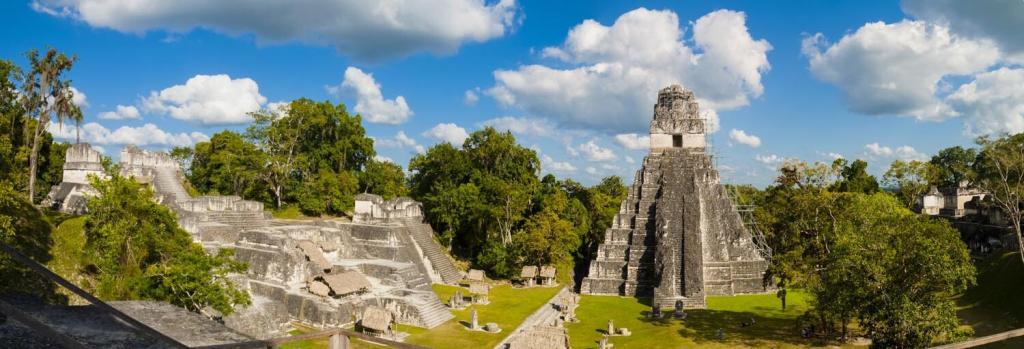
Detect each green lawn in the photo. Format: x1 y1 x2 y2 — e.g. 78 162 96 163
566 291 864 349
957 251 1024 348
401 284 562 348
279 284 561 349
48 216 90 304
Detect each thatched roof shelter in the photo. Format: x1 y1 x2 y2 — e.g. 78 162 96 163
360 306 392 332
321 270 371 296
296 240 332 270
466 269 485 282
469 282 489 295
540 266 556 278
520 266 538 279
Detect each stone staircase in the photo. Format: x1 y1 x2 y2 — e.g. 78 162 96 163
406 223 462 284
404 292 454 329
395 264 432 291
152 166 190 206
582 153 666 296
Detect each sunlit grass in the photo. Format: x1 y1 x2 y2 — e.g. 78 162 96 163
566 291 864 348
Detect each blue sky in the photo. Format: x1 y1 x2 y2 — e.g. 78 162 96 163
3 0 1022 187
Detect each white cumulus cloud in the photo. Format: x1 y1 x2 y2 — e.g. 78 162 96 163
70 86 87 108
376 131 425 154
48 121 208 147
142 74 267 126
613 133 650 150
948 67 1024 135
754 154 783 165
728 129 761 148
864 143 928 161
902 0 1024 63
340 67 412 125
479 116 555 138
464 90 479 106
577 140 615 161
488 8 770 133
803 20 1000 121
98 105 141 120
32 0 519 61
422 123 469 145
541 154 577 173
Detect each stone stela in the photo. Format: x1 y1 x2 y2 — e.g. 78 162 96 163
580 85 771 309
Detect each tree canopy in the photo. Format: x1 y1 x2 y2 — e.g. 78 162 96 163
83 172 250 316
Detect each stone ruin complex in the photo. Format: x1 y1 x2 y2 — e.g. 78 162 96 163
40 144 463 339
43 143 107 214
581 85 771 308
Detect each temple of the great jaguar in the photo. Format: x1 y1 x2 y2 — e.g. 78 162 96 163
581 85 772 308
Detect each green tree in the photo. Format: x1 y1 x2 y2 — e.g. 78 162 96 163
246 106 305 208
190 131 264 198
83 173 250 316
883 160 938 209
0 183 64 303
296 169 359 216
832 158 879 194
20 48 79 203
410 127 541 273
826 194 974 347
974 134 1024 265
930 146 978 188
359 159 407 200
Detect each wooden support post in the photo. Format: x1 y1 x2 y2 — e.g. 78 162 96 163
328 332 349 349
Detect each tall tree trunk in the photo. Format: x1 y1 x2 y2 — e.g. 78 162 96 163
27 119 44 203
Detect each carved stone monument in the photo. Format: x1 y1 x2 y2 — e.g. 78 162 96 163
580 85 771 309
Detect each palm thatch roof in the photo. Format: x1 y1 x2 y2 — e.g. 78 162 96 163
520 266 538 279
296 240 332 270
308 280 330 297
321 270 372 296
540 266 556 278
360 306 392 332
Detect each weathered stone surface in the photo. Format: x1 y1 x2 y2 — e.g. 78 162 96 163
308 280 331 297
43 143 106 214
581 85 770 308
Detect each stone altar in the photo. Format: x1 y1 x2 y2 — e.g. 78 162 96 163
580 85 771 308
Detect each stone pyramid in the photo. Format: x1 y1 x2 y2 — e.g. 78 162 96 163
580 85 771 308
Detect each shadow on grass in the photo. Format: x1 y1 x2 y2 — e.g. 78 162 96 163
663 308 825 347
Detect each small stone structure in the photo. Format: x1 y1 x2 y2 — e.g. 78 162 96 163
470 308 480 330
44 143 106 214
919 183 989 218
469 283 490 304
520 266 538 287
353 193 423 224
580 85 771 309
464 269 485 285
539 266 556 286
